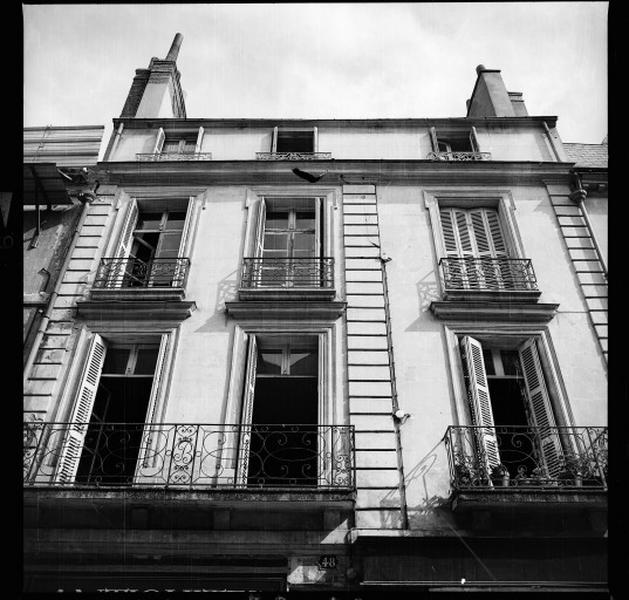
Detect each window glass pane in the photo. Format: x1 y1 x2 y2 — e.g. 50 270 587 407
277 132 313 153
264 233 288 251
482 348 495 376
501 350 522 376
294 233 314 252
136 213 163 230
295 212 315 230
163 141 180 152
102 348 130 374
265 212 287 230
158 232 183 252
166 212 186 230
257 350 283 374
134 347 159 375
288 351 317 376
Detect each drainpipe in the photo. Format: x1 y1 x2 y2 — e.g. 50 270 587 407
570 172 608 279
23 191 96 386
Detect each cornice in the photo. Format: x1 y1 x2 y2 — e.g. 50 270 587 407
112 116 558 130
225 300 347 321
94 160 574 187
430 301 559 323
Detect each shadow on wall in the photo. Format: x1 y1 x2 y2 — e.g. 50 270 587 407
378 436 453 530
193 268 239 334
405 271 441 332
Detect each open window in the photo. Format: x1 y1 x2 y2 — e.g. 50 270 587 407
459 335 563 481
273 127 317 153
237 335 320 487
151 126 205 158
54 333 172 485
103 197 193 289
240 196 334 295
428 126 488 160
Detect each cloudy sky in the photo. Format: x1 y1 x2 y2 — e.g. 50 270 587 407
24 3 607 148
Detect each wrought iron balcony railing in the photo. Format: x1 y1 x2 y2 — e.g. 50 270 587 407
256 152 332 160
427 151 492 161
136 152 213 161
240 257 334 289
93 257 190 289
445 425 608 491
23 422 354 491
440 257 538 292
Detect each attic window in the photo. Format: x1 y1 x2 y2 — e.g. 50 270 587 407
275 130 315 153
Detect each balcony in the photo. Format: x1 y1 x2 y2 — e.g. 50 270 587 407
445 425 607 511
255 152 332 160
237 257 335 301
439 257 541 302
24 422 354 492
77 257 195 324
427 151 491 161
136 152 212 161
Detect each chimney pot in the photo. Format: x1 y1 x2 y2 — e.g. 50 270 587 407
476 64 487 74
166 33 183 62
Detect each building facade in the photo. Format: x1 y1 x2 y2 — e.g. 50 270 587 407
23 36 608 595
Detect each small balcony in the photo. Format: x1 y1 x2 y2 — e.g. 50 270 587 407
136 152 212 161
427 151 491 161
439 257 541 302
238 257 335 301
255 152 332 160
445 425 607 511
23 422 355 493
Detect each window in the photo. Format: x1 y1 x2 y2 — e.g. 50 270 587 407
239 336 319 487
243 196 331 290
459 334 564 480
424 191 539 297
148 126 205 158
429 126 489 160
104 198 193 288
55 333 173 485
273 127 316 153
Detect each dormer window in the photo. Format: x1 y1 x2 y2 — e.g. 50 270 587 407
275 129 315 153
137 126 211 161
428 126 491 161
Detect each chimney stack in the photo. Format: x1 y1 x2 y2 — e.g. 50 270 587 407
165 33 183 62
466 65 527 118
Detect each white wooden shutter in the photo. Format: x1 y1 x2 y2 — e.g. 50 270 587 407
429 127 439 153
195 126 205 154
271 126 278 152
152 127 165 154
254 199 267 257
109 198 138 287
136 333 173 475
518 338 563 477
54 334 107 483
236 334 258 485
470 126 480 152
460 336 500 474
313 126 318 152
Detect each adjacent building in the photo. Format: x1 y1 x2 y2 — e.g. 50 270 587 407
23 35 608 595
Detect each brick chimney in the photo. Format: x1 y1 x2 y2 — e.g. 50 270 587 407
120 33 187 118
466 65 527 117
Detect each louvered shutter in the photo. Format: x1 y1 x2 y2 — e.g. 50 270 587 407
136 333 173 476
469 126 480 152
460 336 501 476
152 127 165 154
440 208 465 288
195 126 205 154
236 335 258 485
518 339 563 478
249 199 267 286
109 198 138 287
469 209 495 288
54 334 107 483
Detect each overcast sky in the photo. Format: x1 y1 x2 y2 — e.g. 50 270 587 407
24 3 607 147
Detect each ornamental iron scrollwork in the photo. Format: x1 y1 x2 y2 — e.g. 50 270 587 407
93 257 190 289
445 425 607 491
427 151 491 161
440 257 538 292
256 152 332 160
241 257 334 289
136 152 213 161
23 422 354 491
